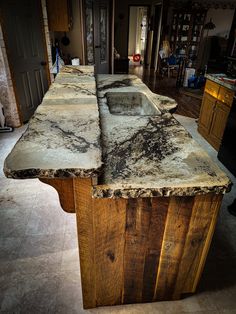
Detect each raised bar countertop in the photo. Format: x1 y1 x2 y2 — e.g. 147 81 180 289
4 66 102 178
4 67 231 197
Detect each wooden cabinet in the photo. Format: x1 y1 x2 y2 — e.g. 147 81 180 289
46 0 72 32
198 79 233 151
209 101 230 149
198 93 216 137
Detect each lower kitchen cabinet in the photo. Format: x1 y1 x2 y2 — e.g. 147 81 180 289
209 101 230 150
198 79 233 151
198 93 215 138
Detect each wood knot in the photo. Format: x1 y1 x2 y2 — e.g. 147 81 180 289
106 250 115 262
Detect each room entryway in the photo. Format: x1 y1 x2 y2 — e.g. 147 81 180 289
84 0 111 74
1 0 49 123
128 6 149 68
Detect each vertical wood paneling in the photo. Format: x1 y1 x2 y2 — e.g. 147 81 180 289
94 198 127 306
172 194 222 297
142 197 169 302
183 194 223 293
154 197 194 300
123 198 152 304
74 178 96 309
39 177 224 309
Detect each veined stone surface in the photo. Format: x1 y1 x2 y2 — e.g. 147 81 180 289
92 74 231 198
4 66 102 178
4 68 231 197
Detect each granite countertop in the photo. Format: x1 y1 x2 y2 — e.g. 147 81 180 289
205 74 236 91
92 74 231 198
4 66 102 178
4 68 231 198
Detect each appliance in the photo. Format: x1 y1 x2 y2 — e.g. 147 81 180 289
218 96 236 177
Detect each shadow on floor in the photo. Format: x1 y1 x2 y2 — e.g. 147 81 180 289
198 227 236 292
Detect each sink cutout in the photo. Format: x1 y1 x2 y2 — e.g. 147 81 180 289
106 92 161 116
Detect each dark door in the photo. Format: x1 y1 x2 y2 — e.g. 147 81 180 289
0 0 49 122
84 0 110 73
93 0 110 73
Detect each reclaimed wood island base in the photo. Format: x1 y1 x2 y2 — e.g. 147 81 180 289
40 177 223 308
4 66 231 309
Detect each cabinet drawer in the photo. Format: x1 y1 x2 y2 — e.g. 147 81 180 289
218 86 234 107
205 80 219 98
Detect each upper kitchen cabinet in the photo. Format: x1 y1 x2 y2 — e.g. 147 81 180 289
46 0 72 31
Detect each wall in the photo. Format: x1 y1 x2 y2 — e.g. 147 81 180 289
115 0 153 57
0 25 21 128
41 0 54 81
54 0 84 63
196 8 234 69
204 9 234 39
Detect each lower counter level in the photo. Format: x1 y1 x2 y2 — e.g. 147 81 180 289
41 177 223 309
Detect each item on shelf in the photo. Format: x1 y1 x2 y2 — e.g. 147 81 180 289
72 58 80 66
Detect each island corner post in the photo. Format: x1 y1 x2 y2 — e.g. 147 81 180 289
40 177 223 309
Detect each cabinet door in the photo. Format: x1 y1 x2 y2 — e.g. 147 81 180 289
198 93 215 137
209 101 230 151
47 0 70 31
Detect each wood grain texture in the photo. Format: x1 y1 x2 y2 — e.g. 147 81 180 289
173 194 222 297
154 196 194 301
142 197 169 302
123 198 152 304
94 198 127 306
39 178 75 213
74 178 96 309
185 194 223 293
40 175 224 308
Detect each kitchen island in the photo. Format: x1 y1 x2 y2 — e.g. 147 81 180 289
4 66 231 309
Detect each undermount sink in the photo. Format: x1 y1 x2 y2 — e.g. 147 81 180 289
106 92 161 116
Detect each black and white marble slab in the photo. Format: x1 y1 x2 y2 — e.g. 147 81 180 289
92 74 231 198
60 65 94 76
4 68 231 198
44 82 97 99
4 66 102 179
97 74 178 113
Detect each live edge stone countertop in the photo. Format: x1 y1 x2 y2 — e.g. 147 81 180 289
4 66 102 178
4 66 231 198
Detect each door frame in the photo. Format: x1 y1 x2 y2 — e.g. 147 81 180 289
0 0 51 124
151 3 163 70
127 5 151 64
82 0 114 73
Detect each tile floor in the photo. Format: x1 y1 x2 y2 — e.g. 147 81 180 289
0 116 236 313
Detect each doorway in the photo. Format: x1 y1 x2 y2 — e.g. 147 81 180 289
128 6 149 69
0 0 50 123
84 0 111 74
